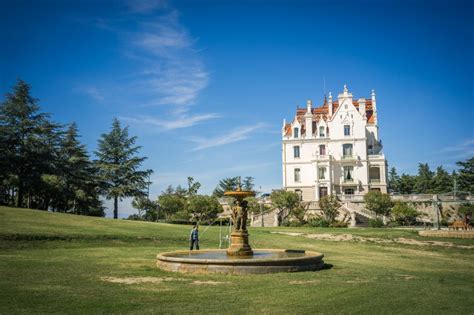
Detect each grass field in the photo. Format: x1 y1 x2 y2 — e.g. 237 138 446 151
0 206 473 314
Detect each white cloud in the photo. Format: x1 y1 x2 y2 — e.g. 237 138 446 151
439 139 474 153
121 113 220 131
189 123 267 151
126 0 167 13
76 86 105 101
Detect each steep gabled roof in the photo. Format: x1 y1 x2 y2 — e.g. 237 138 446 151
284 98 375 136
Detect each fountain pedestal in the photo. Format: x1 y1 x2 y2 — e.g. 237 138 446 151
227 231 253 256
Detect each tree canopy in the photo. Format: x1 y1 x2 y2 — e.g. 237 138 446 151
95 118 152 219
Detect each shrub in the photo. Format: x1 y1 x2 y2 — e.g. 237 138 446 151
306 217 330 227
364 191 392 217
369 218 384 227
318 195 341 223
391 201 420 226
329 221 348 228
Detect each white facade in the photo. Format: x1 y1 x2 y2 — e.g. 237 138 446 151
282 85 388 203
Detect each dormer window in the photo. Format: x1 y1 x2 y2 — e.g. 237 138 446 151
293 127 299 138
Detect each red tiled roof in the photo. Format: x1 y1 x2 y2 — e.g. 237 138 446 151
285 98 375 136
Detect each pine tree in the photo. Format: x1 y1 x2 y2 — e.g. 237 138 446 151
95 118 152 219
388 167 400 193
456 157 474 194
242 176 255 191
414 163 434 193
0 79 61 208
212 177 240 197
56 123 103 215
432 166 452 194
399 174 416 194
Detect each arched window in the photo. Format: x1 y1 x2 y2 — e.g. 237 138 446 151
293 127 299 138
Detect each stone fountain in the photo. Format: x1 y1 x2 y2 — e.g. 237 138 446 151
156 179 324 274
224 184 254 257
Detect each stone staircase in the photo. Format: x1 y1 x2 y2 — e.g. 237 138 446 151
340 202 376 227
251 209 278 227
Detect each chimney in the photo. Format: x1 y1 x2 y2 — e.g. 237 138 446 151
371 89 377 124
305 99 313 138
358 98 366 119
328 92 333 117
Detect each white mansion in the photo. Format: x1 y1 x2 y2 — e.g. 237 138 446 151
282 85 388 203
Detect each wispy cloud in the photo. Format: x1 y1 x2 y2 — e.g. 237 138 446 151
76 86 105 101
439 139 474 153
189 123 267 151
126 0 167 13
126 10 209 110
88 1 214 124
121 113 220 131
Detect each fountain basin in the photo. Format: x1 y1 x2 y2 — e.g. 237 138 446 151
156 249 324 274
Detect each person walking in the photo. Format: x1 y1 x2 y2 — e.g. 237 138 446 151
189 224 199 250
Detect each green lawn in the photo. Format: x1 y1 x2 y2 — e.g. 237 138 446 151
0 206 473 314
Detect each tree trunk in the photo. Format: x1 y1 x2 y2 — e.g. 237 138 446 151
17 182 23 208
114 196 118 219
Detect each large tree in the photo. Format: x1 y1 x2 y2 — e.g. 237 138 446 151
270 190 300 225
398 174 416 194
456 157 474 194
0 79 61 208
95 118 152 219
388 167 400 193
364 191 392 218
187 195 222 223
213 177 240 197
432 166 452 194
414 163 434 194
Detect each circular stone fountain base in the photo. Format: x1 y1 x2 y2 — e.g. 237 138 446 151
156 249 324 274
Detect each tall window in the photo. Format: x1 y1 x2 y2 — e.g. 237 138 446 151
318 167 326 180
319 187 328 197
295 189 303 201
342 144 353 157
293 127 299 138
293 146 300 158
343 166 354 181
344 125 350 136
294 168 301 182
344 188 355 195
369 167 381 182
319 144 326 155
319 126 325 137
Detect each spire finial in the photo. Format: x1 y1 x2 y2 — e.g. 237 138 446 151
343 84 348 93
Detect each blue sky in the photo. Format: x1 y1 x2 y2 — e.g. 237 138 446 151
1 0 473 217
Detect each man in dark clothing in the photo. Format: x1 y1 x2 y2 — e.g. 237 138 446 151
189 224 199 250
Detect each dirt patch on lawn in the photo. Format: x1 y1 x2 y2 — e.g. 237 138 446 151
101 276 186 284
271 232 474 249
191 280 229 285
102 277 230 286
289 280 320 285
